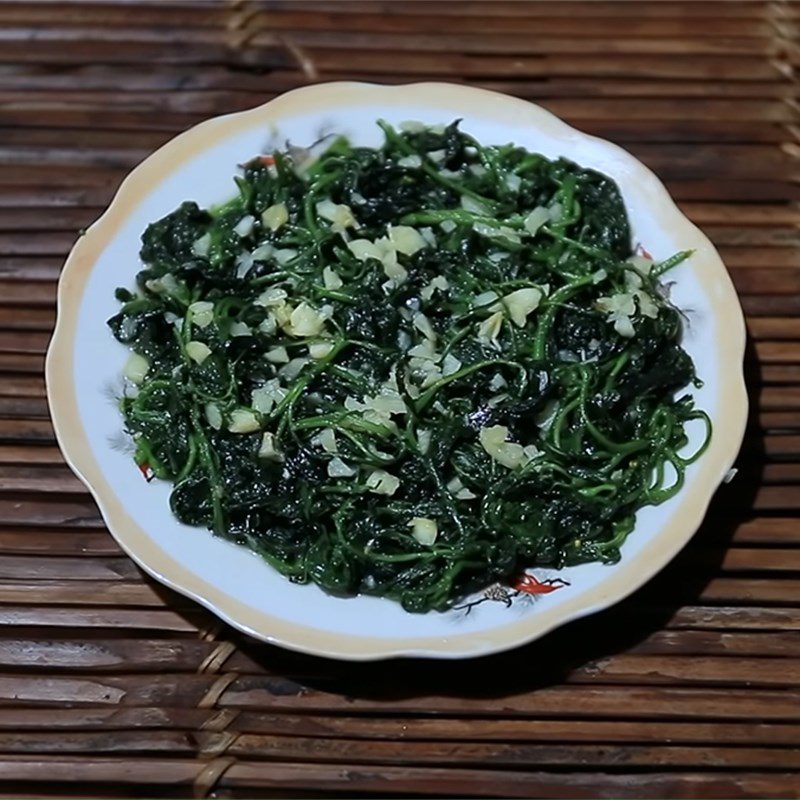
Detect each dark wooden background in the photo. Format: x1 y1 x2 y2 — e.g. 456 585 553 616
1 0 799 796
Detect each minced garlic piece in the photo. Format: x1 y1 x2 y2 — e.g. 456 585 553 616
388 224 427 255
446 476 476 500
479 425 526 469
316 199 358 231
258 431 284 461
366 469 400 496
286 302 326 338
204 402 222 430
408 517 438 545
309 341 334 359
477 311 504 345
261 203 289 232
420 275 448 301
254 287 288 307
123 352 149 384
523 206 549 235
311 428 337 453
233 215 255 237
327 457 356 478
228 408 260 434
265 346 290 364
502 288 542 328
322 266 343 290
251 379 286 414
185 341 212 365
596 293 637 338
189 301 214 329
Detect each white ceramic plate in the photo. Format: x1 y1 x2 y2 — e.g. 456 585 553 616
46 82 747 660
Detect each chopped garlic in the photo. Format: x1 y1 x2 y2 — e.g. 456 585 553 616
145 273 179 296
460 195 489 215
388 225 427 255
536 400 559 432
440 219 457 234
372 390 406 416
347 239 383 262
479 425 526 469
408 339 438 362
614 315 635 338
427 149 446 163
366 469 400 496
416 428 432 454
637 291 659 319
251 379 286 414
420 367 443 389
522 444 541 464
474 290 500 311
477 311 504 345
502 288 542 328
420 227 437 247
229 321 251 337
327 457 356 478
188 300 214 329
523 206 549 235
398 154 422 168
421 275 448 301
279 357 309 381
287 302 326 338
316 199 357 231
258 431 284 461
192 232 211 257
408 517 438 546
265 346 290 364
474 222 521 245
204 402 222 430
311 428 338 453
123 352 149 384
627 254 654 275
625 270 643 291
254 287 288 308
274 248 298 265
258 317 277 336
233 215 255 237
504 172 521 192
488 372 507 392
251 244 274 262
447 476 477 500
186 341 212 365
441 353 461 376
228 408 260 434
378 244 408 283
547 202 563 223
412 312 437 342
322 266 343 290
309 341 334 359
261 203 289 232
596 293 637 338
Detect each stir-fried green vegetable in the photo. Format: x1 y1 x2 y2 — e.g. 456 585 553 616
109 120 710 613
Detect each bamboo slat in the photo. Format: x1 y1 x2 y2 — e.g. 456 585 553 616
0 0 797 797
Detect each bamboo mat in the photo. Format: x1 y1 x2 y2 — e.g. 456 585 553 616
1 0 799 796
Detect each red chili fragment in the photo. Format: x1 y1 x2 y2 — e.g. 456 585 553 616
257 155 276 166
513 573 568 595
636 244 653 260
137 462 154 483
